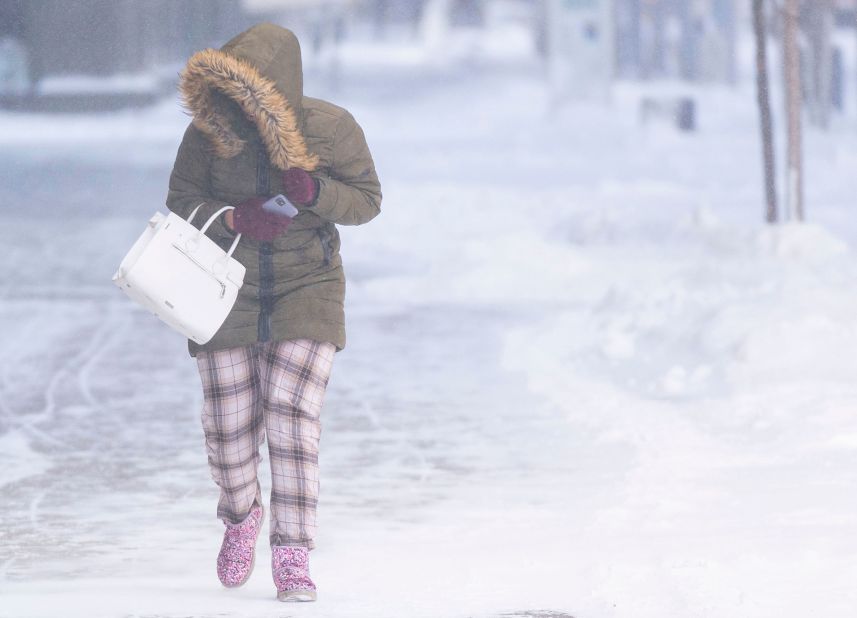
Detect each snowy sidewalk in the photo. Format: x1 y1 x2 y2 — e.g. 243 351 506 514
2 58 857 617
0 276 586 616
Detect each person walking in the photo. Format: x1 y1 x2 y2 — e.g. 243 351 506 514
165 22 381 602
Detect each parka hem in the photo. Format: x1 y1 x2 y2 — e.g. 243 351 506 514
187 321 345 358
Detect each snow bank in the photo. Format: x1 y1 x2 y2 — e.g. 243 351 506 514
3 24 857 618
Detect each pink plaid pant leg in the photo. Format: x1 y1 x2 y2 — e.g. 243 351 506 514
260 338 335 549
196 338 336 549
197 344 266 525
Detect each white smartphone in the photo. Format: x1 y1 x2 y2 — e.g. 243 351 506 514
261 194 300 218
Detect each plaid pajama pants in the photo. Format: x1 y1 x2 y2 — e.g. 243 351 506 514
195 338 336 549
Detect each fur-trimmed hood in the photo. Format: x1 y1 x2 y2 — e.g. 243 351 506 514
178 22 319 171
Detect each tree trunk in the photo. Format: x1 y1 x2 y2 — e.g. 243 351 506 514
753 0 777 223
782 0 804 221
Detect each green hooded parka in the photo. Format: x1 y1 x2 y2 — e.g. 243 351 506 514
166 23 382 357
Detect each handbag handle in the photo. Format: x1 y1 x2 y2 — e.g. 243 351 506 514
186 202 205 224
187 202 242 259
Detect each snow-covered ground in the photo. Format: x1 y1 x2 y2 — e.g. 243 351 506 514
2 25 857 618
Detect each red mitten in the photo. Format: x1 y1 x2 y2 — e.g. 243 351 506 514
232 197 292 242
281 168 319 206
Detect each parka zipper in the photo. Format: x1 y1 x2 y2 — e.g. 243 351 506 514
256 150 273 342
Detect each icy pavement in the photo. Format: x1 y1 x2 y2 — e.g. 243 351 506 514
0 209 595 616
2 51 857 617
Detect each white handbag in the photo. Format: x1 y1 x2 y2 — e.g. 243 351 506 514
112 203 246 344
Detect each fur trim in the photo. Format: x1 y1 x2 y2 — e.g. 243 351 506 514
179 48 319 171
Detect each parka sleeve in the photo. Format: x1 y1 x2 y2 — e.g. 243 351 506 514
165 123 237 240
309 111 382 226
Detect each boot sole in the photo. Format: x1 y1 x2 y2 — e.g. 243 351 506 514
277 589 317 602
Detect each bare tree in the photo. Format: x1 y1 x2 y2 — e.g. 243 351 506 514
753 0 778 223
782 0 804 221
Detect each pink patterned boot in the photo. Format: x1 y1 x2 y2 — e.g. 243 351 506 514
216 503 264 587
272 546 317 601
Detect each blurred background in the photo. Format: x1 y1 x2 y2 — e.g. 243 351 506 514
1 2 857 618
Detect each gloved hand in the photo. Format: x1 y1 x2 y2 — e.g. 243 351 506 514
229 196 292 242
281 168 319 206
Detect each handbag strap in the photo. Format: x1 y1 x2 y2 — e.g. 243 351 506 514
224 232 242 259
200 205 243 259
187 203 242 259
187 202 205 224
199 204 235 235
